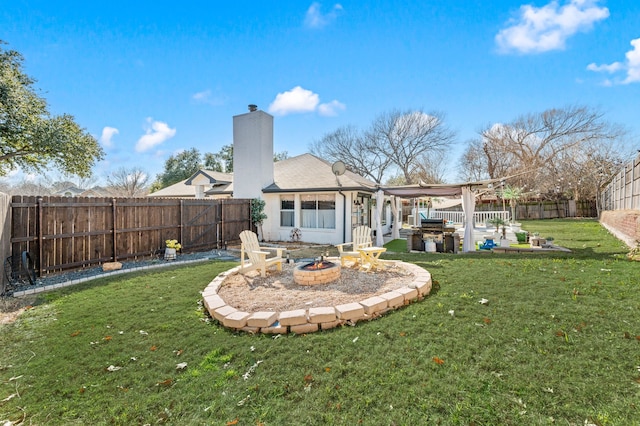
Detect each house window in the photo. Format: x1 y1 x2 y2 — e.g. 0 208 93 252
280 195 295 227
301 194 335 229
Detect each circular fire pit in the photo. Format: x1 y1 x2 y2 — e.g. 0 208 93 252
293 260 341 285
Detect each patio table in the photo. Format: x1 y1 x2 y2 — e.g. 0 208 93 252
358 246 387 272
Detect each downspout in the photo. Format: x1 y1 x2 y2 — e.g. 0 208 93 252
339 190 346 243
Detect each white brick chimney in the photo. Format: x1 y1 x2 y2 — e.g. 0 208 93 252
232 105 274 199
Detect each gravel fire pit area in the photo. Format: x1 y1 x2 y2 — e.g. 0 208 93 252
202 258 433 335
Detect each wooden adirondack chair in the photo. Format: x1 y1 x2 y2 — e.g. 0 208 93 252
335 226 373 267
239 230 285 277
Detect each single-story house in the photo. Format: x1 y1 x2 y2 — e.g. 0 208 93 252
148 170 233 199
149 107 395 245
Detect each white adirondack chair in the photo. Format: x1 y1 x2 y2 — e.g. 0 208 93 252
336 226 373 267
239 230 285 277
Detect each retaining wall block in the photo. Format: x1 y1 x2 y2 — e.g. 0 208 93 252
320 319 344 330
203 294 226 312
279 309 308 326
261 323 288 334
201 285 219 297
222 311 251 328
396 287 419 302
410 277 433 296
379 291 405 308
359 296 388 315
290 322 319 334
308 306 337 323
247 311 278 328
213 305 238 322
335 302 365 320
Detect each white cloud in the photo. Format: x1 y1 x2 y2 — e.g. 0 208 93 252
318 100 346 116
192 89 211 102
496 0 609 54
304 2 343 29
135 118 177 152
191 89 226 106
268 86 345 117
586 38 640 85
623 38 640 84
586 62 623 73
99 126 119 148
269 86 319 115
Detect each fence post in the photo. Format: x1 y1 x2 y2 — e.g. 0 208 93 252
0 193 11 292
37 197 44 276
112 198 117 262
179 199 184 250
219 199 224 249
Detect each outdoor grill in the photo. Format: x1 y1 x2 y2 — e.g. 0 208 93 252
407 218 459 253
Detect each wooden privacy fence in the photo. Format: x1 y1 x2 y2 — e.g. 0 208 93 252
10 196 251 277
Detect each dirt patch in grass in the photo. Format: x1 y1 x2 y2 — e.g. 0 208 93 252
0 295 37 325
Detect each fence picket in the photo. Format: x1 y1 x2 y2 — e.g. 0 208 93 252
9 196 251 277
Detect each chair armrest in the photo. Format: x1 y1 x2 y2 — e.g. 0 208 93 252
252 250 271 258
259 246 286 257
355 241 373 250
335 242 353 253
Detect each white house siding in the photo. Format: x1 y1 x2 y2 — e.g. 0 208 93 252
262 192 352 245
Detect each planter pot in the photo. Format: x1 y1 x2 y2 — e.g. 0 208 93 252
164 247 177 260
510 223 521 232
499 238 510 248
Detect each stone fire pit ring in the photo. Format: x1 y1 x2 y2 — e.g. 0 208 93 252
201 259 433 335
293 260 341 285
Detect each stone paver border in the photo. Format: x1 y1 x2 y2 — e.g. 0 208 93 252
202 258 433 334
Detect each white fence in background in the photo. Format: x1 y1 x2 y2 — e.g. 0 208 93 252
413 209 510 225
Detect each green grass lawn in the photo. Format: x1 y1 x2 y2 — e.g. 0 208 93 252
1 219 639 425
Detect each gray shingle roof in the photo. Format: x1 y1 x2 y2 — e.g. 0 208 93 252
148 154 376 198
263 153 377 193
185 170 232 185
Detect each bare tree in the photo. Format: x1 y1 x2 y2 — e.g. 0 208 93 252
310 125 392 183
3 178 52 195
457 138 490 182
413 150 448 184
310 109 455 184
368 109 455 184
459 105 630 200
106 167 149 197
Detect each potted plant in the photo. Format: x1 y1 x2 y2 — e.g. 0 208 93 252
501 185 523 230
164 239 181 260
487 217 507 239
487 216 511 247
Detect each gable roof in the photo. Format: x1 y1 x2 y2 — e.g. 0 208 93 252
185 170 232 186
148 173 233 198
148 155 376 198
262 153 377 193
147 178 195 198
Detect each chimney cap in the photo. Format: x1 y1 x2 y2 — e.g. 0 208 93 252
248 104 258 112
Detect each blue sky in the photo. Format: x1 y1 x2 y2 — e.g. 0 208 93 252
2 0 639 184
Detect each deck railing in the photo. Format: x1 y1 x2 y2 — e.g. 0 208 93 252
428 210 510 224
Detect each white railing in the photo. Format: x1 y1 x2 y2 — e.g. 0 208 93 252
472 210 511 224
430 210 463 223
427 209 510 224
